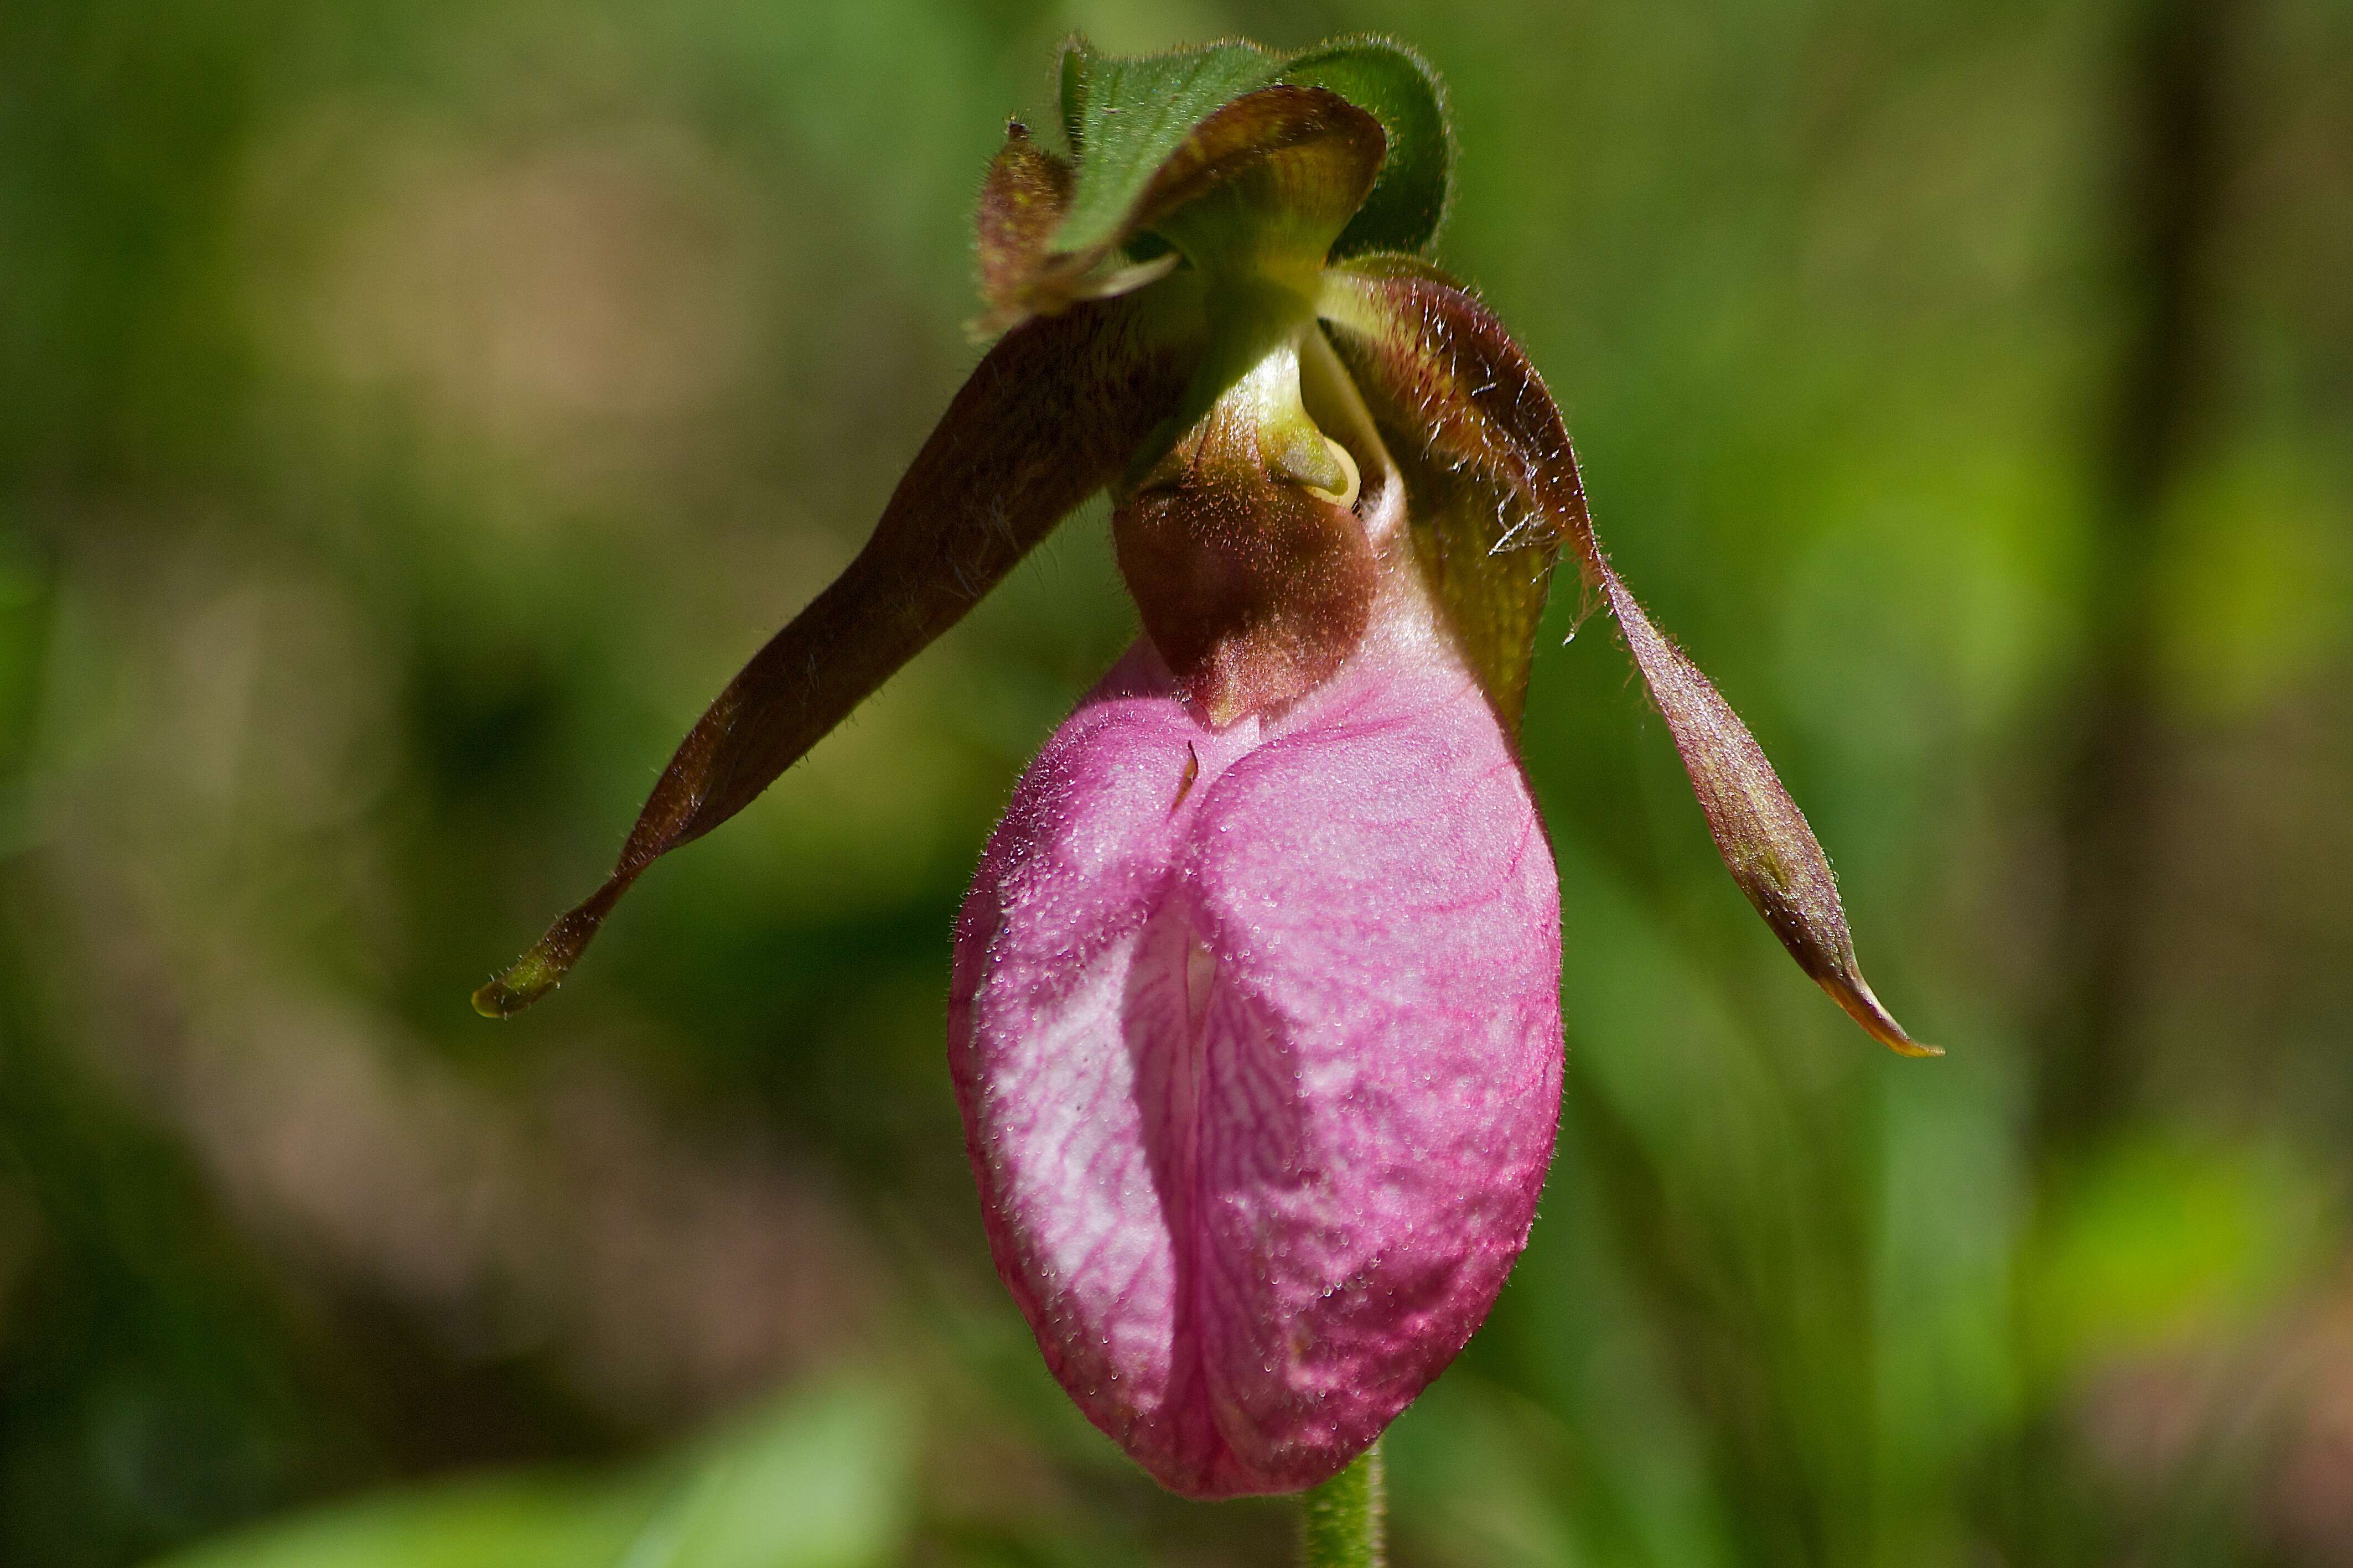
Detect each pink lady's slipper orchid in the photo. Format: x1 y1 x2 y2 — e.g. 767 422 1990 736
478 37 1932 1502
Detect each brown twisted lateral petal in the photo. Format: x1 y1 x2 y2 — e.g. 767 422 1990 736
1290 251 1557 727
1319 257 1937 1057
475 293 1200 1017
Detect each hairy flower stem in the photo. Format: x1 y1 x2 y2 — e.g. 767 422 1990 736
1298 1441 1385 1567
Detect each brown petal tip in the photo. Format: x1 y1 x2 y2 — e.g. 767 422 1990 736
1817 970 1941 1058
470 880 627 1019
975 122 1075 328
470 971 545 1020
1597 577 1939 1061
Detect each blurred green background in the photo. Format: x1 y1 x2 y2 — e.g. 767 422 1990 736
3 0 2349 1562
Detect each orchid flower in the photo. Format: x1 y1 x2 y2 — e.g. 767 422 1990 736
476 35 1932 1506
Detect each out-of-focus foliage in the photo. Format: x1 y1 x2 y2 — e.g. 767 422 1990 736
0 0 2346 1565
157 1377 915 1568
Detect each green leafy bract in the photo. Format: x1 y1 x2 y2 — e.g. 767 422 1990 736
1050 34 1453 267
1282 38 1453 258
1053 39 1284 259
972 34 1455 329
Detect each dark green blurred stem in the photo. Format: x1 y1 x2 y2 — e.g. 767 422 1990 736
2035 0 2238 1148
2009 0 2240 1556
1298 1442 1385 1567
